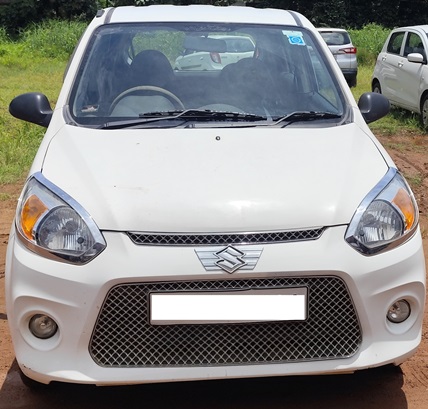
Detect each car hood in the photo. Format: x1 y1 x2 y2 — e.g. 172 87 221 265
41 124 387 232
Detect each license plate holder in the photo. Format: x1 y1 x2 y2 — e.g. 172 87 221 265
150 287 307 325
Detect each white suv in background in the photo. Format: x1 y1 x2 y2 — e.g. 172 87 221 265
372 25 428 128
318 28 358 87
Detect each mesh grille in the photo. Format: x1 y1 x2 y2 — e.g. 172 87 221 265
126 228 325 246
90 276 361 367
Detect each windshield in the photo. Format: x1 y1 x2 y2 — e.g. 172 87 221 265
319 30 351 46
69 22 346 127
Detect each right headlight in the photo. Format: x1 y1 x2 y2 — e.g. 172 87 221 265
345 168 418 255
15 172 106 264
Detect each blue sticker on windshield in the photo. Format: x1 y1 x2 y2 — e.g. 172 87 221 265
283 31 306 46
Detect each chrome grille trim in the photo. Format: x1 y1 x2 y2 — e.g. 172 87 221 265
90 276 361 367
126 228 325 246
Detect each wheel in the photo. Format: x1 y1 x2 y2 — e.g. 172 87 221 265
347 75 357 88
372 81 381 94
421 94 428 130
110 85 185 114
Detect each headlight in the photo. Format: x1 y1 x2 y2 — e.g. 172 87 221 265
16 172 106 264
345 168 418 255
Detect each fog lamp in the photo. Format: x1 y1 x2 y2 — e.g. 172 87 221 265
29 314 58 339
387 300 411 323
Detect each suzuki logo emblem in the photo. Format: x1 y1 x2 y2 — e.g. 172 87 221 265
214 246 247 273
195 246 263 274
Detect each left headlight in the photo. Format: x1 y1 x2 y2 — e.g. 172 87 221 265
345 168 418 255
16 172 106 264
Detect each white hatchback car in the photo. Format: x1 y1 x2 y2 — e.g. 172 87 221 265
372 25 428 128
6 5 426 387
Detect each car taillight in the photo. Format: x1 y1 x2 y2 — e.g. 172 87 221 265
210 52 222 64
339 47 357 54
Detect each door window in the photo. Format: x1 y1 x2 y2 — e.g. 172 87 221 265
404 32 426 59
387 32 405 55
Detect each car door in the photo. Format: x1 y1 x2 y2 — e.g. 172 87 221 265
378 31 406 105
396 30 427 112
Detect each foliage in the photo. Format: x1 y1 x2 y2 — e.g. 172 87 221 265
1 0 428 34
0 0 96 35
0 26 8 42
21 20 87 59
248 0 428 29
348 24 389 66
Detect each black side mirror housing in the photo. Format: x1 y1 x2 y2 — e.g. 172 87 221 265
358 92 390 124
9 92 53 128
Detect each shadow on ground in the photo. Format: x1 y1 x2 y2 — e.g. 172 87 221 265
0 360 407 409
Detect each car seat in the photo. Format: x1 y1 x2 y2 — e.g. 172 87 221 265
110 50 182 116
220 58 277 115
128 50 174 89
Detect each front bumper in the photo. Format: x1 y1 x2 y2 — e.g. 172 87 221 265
5 225 426 385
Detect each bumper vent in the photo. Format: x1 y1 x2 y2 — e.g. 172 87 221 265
90 276 361 367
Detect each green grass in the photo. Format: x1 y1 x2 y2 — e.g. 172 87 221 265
0 21 85 184
0 60 66 184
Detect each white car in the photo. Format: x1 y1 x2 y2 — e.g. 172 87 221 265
372 25 428 128
6 5 426 387
174 35 255 70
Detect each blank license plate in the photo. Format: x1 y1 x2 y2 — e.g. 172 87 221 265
150 288 307 325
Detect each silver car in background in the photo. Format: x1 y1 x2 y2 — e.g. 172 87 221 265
318 28 358 87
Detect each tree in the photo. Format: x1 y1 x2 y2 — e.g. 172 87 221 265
0 0 97 33
1 0 428 34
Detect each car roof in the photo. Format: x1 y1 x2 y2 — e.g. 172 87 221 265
317 28 349 33
103 5 308 27
392 25 428 33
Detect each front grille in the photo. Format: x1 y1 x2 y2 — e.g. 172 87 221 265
126 228 325 246
90 276 361 367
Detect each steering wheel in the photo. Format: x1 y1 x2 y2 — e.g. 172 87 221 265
110 85 185 113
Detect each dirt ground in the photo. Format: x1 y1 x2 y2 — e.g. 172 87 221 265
0 131 427 409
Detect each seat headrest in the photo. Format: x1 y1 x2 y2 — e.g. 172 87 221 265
130 50 173 87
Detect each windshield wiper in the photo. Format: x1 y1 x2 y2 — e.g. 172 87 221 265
140 109 268 123
99 109 267 129
272 111 342 127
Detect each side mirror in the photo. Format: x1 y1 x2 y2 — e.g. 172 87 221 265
358 92 390 124
9 92 53 127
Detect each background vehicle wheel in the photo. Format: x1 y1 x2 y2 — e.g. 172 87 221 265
347 75 357 87
421 94 428 130
372 81 381 94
